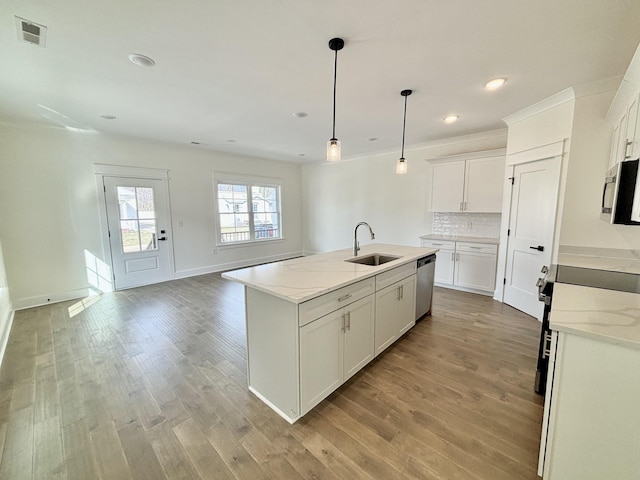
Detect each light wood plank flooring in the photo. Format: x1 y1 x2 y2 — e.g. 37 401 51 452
0 274 544 479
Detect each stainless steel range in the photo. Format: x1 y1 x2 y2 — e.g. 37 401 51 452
534 264 640 394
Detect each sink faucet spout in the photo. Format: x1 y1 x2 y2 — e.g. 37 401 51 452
353 222 375 256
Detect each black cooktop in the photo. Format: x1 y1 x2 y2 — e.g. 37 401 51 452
555 265 640 294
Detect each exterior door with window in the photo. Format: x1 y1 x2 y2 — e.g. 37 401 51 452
103 177 172 290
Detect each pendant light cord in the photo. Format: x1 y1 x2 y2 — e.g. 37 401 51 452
332 49 338 139
401 93 408 158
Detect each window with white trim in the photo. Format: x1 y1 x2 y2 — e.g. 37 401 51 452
214 173 283 245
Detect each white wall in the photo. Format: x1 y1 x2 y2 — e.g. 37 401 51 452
557 88 640 249
301 131 507 254
0 237 13 366
504 93 575 156
0 123 303 308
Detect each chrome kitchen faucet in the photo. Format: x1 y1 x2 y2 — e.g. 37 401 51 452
353 222 375 256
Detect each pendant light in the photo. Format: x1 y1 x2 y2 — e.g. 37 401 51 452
327 37 344 162
396 89 412 174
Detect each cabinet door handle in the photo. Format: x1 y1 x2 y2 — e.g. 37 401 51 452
451 252 455 262
338 293 352 302
399 284 404 300
463 201 467 211
625 140 633 159
341 313 346 333
346 311 351 331
460 201 463 212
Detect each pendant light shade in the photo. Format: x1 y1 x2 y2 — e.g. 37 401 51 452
396 89 412 174
327 38 344 162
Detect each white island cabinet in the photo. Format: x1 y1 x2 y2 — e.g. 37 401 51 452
222 244 435 423
538 283 640 479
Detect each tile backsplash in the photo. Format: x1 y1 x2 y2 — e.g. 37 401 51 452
432 212 501 238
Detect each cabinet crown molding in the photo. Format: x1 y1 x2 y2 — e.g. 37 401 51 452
426 148 506 164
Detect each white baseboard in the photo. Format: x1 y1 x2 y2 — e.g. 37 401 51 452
434 282 495 297
13 288 93 310
173 251 303 279
0 308 15 370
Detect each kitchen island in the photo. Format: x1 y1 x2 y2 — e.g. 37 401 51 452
538 277 640 478
222 243 437 423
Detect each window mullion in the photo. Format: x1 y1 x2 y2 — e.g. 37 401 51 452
247 183 256 239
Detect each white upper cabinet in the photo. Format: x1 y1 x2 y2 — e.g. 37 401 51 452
429 151 505 213
609 93 640 167
626 94 639 160
431 161 465 212
464 156 505 212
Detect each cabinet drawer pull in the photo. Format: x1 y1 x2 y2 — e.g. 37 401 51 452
431 242 443 246
469 246 481 249
542 331 552 359
338 293 352 302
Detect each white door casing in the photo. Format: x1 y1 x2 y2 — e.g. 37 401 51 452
503 157 561 319
103 176 173 290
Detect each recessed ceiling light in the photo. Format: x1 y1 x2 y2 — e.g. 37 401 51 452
368 137 378 142
128 53 156 67
485 77 507 90
100 114 117 120
293 112 308 118
444 114 459 124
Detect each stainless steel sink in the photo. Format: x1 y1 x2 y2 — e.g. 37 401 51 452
345 253 401 266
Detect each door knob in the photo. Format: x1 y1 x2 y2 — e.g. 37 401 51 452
157 237 167 241
529 245 544 252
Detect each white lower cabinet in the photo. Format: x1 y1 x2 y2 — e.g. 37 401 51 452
539 331 640 479
245 262 419 423
375 274 416 355
434 248 455 284
421 239 497 295
300 295 374 414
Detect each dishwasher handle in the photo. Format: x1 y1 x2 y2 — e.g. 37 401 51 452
417 255 436 268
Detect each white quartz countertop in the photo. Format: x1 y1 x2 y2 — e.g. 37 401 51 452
222 243 437 304
558 245 640 274
550 283 640 351
420 234 499 245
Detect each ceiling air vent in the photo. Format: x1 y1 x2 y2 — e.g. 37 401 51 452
15 16 47 47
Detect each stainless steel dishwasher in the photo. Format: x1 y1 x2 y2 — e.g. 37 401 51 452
416 255 436 320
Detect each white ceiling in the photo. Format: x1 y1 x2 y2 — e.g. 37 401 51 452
1 0 639 163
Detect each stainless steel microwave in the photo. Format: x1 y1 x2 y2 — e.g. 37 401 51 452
601 159 640 225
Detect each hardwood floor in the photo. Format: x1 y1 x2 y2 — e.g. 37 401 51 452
0 275 544 479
